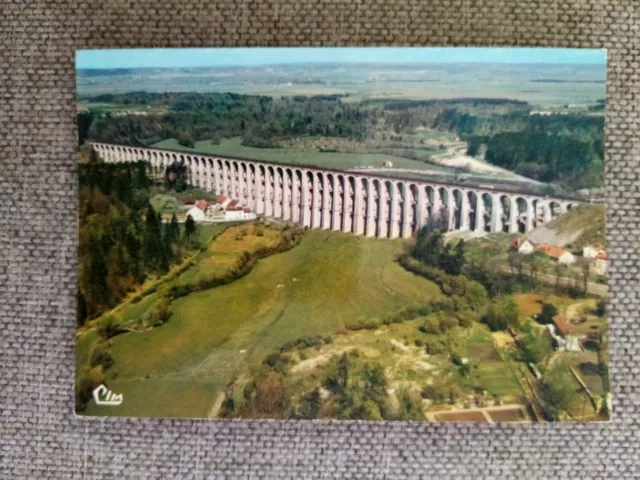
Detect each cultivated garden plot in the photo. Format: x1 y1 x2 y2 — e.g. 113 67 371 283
75 46 610 422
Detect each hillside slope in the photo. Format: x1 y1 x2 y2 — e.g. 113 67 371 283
527 204 605 248
83 229 442 418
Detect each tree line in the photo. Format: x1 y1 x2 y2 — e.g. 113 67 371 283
82 91 381 148
79 91 604 189
462 113 604 189
77 159 196 325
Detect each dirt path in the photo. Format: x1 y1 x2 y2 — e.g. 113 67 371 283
208 392 226 418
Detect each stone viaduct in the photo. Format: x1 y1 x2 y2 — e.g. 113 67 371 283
91 142 580 239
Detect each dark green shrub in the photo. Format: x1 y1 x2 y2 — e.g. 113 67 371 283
439 315 459 333
538 303 558 324
421 385 447 403
89 342 114 370
424 338 446 355
97 315 120 339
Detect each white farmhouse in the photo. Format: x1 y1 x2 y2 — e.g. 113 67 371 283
216 195 232 208
583 244 607 274
558 251 576 265
583 244 606 259
224 200 256 221
186 205 206 222
592 252 608 275
510 237 535 255
536 243 576 265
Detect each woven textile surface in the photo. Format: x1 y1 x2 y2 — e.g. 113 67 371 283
1 0 639 478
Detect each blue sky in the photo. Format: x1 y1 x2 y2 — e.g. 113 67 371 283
76 47 606 70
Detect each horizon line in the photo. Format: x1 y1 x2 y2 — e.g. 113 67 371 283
77 60 607 71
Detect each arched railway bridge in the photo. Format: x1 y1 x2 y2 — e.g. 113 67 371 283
91 142 582 239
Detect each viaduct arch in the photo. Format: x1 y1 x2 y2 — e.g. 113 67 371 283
91 142 580 239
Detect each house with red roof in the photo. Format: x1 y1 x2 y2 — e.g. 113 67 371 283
536 243 576 265
509 237 535 255
216 195 231 208
582 244 608 275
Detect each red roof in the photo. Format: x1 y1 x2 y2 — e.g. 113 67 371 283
216 195 227 204
552 315 571 336
228 199 238 208
183 198 196 205
227 206 243 211
195 200 208 211
596 252 608 260
536 243 566 260
243 207 251 213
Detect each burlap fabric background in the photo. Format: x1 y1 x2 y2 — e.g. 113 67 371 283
1 0 638 478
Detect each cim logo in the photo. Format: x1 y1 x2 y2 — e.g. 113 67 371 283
92 384 123 406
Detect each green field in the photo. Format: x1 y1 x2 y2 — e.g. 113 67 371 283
150 137 544 190
152 137 459 173
78 64 606 107
82 228 442 418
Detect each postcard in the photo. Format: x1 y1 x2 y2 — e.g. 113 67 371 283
75 47 609 422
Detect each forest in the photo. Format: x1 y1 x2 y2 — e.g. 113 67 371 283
77 156 195 325
79 91 605 189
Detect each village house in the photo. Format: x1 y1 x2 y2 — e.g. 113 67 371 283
546 315 581 352
592 252 608 275
509 237 535 255
216 195 232 209
583 244 606 259
552 314 571 337
186 196 256 223
224 202 255 221
185 203 206 222
583 244 608 275
535 243 576 265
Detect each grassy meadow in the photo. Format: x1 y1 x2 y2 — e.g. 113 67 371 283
77 63 606 107
78 221 608 421
152 137 454 172
82 226 443 417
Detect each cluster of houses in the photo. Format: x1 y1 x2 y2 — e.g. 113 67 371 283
185 195 256 223
509 238 608 275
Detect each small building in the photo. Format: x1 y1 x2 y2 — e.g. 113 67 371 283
183 198 196 206
552 314 571 337
583 244 606 259
195 200 208 212
593 252 608 275
546 323 581 352
186 205 206 222
536 243 576 265
216 195 231 209
224 204 255 221
510 237 535 255
383 161 394 168
558 251 576 265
